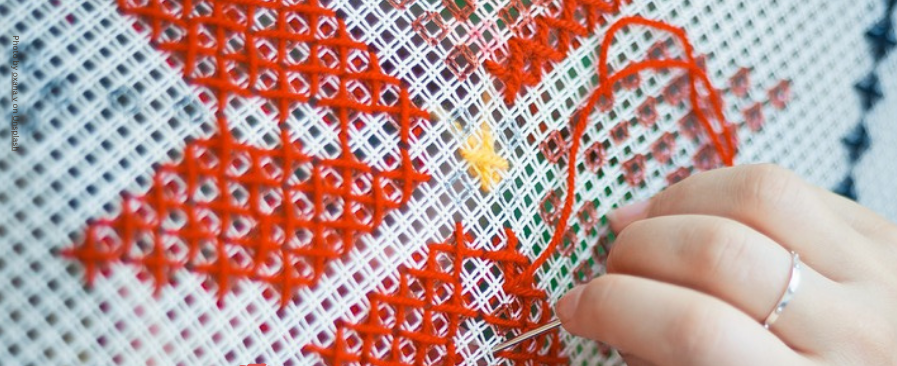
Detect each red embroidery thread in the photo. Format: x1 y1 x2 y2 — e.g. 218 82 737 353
64 0 429 307
304 223 566 365
397 0 555 80
299 12 761 364
306 17 740 364
484 0 628 102
524 16 737 282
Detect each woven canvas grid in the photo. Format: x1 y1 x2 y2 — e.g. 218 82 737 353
0 0 215 364
856 45 897 222
0 0 890 365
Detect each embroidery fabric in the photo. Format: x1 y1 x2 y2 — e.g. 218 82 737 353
0 0 893 365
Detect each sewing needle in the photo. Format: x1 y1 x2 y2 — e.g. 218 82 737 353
491 318 562 354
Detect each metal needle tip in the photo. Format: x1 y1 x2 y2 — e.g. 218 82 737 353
491 319 562 354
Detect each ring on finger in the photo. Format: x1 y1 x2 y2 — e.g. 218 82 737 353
763 251 802 329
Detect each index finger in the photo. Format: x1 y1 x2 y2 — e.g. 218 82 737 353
607 164 874 281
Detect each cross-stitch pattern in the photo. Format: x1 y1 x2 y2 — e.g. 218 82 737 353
1 0 895 365
484 0 628 102
64 0 431 307
305 223 565 366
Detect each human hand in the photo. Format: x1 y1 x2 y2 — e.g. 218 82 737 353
556 164 897 366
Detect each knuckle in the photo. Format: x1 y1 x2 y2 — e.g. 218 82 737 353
688 220 751 281
736 164 804 212
667 302 725 361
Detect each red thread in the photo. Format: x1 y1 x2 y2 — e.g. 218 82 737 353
64 0 429 307
308 18 744 364
304 223 566 365
520 16 737 282
307 16 755 366
484 0 628 102
397 0 552 80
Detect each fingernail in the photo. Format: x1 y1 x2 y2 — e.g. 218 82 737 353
607 200 650 233
556 284 585 323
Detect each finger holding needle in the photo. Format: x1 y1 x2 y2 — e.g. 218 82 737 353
491 319 562 354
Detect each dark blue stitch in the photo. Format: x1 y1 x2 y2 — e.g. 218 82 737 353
842 123 870 163
865 20 896 61
835 0 896 200
855 73 884 110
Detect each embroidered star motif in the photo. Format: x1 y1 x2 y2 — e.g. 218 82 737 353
834 175 857 201
866 20 896 61
855 73 883 111
842 122 870 163
459 122 510 192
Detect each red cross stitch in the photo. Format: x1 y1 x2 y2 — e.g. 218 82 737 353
484 0 631 102
63 0 429 307
393 0 562 80
303 223 566 365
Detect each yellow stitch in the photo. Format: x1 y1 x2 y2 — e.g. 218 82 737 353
459 122 509 192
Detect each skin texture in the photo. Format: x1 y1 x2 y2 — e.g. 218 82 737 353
556 164 897 366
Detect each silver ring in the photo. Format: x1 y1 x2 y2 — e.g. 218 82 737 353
763 251 802 329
